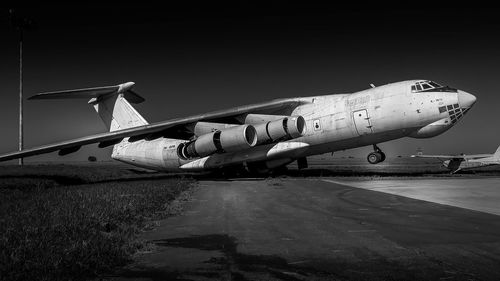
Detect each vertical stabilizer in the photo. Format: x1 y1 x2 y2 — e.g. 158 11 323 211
493 145 500 160
26 82 149 161
29 82 148 132
92 94 148 132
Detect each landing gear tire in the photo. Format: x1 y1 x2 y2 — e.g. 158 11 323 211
367 144 386 164
380 152 386 162
367 152 383 164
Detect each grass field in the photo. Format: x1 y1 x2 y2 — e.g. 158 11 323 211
0 163 193 281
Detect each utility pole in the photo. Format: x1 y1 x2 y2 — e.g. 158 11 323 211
9 9 32 166
18 25 23 166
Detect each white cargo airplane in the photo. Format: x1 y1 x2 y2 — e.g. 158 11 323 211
0 80 476 173
412 145 500 173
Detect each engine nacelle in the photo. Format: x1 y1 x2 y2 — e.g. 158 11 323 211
193 122 236 136
250 115 306 144
179 125 257 159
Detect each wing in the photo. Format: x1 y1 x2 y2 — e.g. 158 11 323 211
0 97 309 162
411 154 492 160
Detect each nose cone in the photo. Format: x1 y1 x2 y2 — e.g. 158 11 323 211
458 90 477 108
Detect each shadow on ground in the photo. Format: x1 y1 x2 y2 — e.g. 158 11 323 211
114 234 463 281
116 234 336 280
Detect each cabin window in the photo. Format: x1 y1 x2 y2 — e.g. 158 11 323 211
439 106 446 113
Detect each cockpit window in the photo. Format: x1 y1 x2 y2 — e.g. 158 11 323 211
429 81 442 88
411 80 457 93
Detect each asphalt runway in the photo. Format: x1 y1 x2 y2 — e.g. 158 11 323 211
113 178 500 281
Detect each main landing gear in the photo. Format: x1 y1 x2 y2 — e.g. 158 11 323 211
367 144 386 164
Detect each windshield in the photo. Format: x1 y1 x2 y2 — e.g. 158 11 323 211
411 80 456 93
411 81 443 92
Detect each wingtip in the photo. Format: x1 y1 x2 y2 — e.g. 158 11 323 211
118 82 135 93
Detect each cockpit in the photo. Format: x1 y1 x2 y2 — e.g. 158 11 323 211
411 80 457 93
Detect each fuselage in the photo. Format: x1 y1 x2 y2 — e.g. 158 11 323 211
444 157 500 172
112 80 476 172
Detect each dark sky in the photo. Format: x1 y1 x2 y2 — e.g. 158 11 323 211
1 3 499 162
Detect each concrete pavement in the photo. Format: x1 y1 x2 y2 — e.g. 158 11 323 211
112 178 500 280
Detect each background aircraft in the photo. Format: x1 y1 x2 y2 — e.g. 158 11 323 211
412 145 500 173
0 80 476 174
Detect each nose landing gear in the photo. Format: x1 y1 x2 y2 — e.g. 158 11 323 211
367 144 386 164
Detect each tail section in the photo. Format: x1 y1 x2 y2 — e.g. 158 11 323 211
92 91 148 131
29 82 148 132
493 145 500 160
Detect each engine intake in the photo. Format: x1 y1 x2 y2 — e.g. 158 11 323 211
179 125 257 159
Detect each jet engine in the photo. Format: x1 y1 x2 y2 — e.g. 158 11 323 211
245 114 306 144
179 125 257 159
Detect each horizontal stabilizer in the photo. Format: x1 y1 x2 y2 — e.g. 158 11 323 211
29 82 144 104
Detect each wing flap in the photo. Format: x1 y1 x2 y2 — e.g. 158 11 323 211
58 146 81 156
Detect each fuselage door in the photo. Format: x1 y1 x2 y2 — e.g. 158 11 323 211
353 109 373 135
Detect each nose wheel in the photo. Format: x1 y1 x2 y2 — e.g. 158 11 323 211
367 144 386 164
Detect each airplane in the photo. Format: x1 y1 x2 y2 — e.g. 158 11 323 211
0 80 477 174
412 145 500 174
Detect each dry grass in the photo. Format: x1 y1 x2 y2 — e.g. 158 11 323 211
0 164 193 281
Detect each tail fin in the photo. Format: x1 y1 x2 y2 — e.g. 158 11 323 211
493 145 500 160
29 82 148 132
